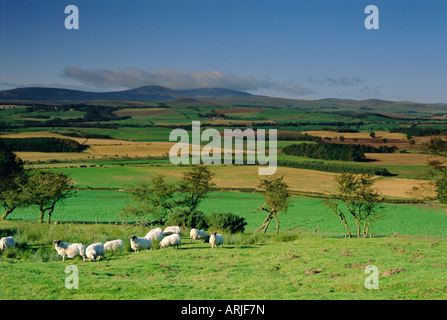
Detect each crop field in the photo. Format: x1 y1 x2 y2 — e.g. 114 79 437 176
45 164 431 199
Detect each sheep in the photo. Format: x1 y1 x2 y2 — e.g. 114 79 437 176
144 228 163 243
53 240 86 262
129 235 154 253
162 226 182 236
190 228 209 242
86 243 105 261
159 234 182 249
0 236 17 251
104 239 124 252
209 232 224 249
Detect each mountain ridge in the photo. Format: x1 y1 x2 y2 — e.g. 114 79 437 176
0 85 255 102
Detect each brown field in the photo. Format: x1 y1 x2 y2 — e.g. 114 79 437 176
130 165 432 200
364 153 443 165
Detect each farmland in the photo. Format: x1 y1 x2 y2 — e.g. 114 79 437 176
1 97 447 300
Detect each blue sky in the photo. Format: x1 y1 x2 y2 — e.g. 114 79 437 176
1 0 446 103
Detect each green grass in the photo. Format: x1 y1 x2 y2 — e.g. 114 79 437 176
0 221 446 299
9 190 447 237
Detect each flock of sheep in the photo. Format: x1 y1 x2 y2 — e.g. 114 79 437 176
0 226 224 262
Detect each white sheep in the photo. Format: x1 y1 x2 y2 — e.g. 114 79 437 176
190 228 209 242
159 234 182 249
144 228 163 243
53 240 86 262
162 226 182 236
209 232 224 249
129 235 154 253
86 242 105 261
0 236 17 251
104 239 124 252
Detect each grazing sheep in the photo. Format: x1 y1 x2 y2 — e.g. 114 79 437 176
86 243 105 261
144 228 163 243
104 239 124 252
209 232 224 249
0 236 17 251
129 236 154 253
53 240 86 262
159 234 182 249
162 226 182 236
190 228 209 242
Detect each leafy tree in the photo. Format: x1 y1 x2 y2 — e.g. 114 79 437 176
0 140 28 220
176 165 215 214
370 131 376 138
121 175 176 226
25 170 74 223
323 173 385 238
255 175 291 234
425 137 447 203
121 165 215 227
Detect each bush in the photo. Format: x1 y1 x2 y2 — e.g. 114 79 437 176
165 209 209 230
206 212 247 234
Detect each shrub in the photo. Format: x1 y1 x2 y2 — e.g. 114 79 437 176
165 209 209 230
206 212 247 234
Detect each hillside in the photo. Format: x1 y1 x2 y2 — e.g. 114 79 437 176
0 86 255 103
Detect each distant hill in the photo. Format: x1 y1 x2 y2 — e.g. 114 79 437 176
0 85 255 103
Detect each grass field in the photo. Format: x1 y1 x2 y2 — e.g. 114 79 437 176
9 190 447 237
0 221 446 300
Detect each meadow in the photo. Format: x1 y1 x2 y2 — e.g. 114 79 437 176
9 190 447 237
0 221 446 300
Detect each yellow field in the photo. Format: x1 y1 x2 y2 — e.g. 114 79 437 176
364 153 444 165
123 165 430 200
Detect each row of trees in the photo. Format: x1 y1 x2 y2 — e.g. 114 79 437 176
0 140 73 223
2 137 87 153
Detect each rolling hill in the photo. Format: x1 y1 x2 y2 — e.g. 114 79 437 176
0 85 255 103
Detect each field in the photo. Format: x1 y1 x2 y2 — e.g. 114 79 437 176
1 221 446 300
1 98 447 301
8 190 447 236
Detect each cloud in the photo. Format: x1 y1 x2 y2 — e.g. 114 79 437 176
308 76 364 87
61 67 314 96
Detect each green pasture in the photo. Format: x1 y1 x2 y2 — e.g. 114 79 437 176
9 190 447 237
0 221 446 300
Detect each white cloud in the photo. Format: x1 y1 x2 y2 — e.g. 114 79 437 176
61 67 314 96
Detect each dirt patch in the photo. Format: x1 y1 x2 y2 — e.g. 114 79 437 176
381 269 406 277
330 273 343 277
305 267 324 275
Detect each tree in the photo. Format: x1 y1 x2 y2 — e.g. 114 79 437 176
255 175 291 234
121 175 176 226
323 173 384 238
176 165 215 214
425 137 447 203
0 140 28 220
25 170 74 223
370 131 376 139
121 165 215 227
